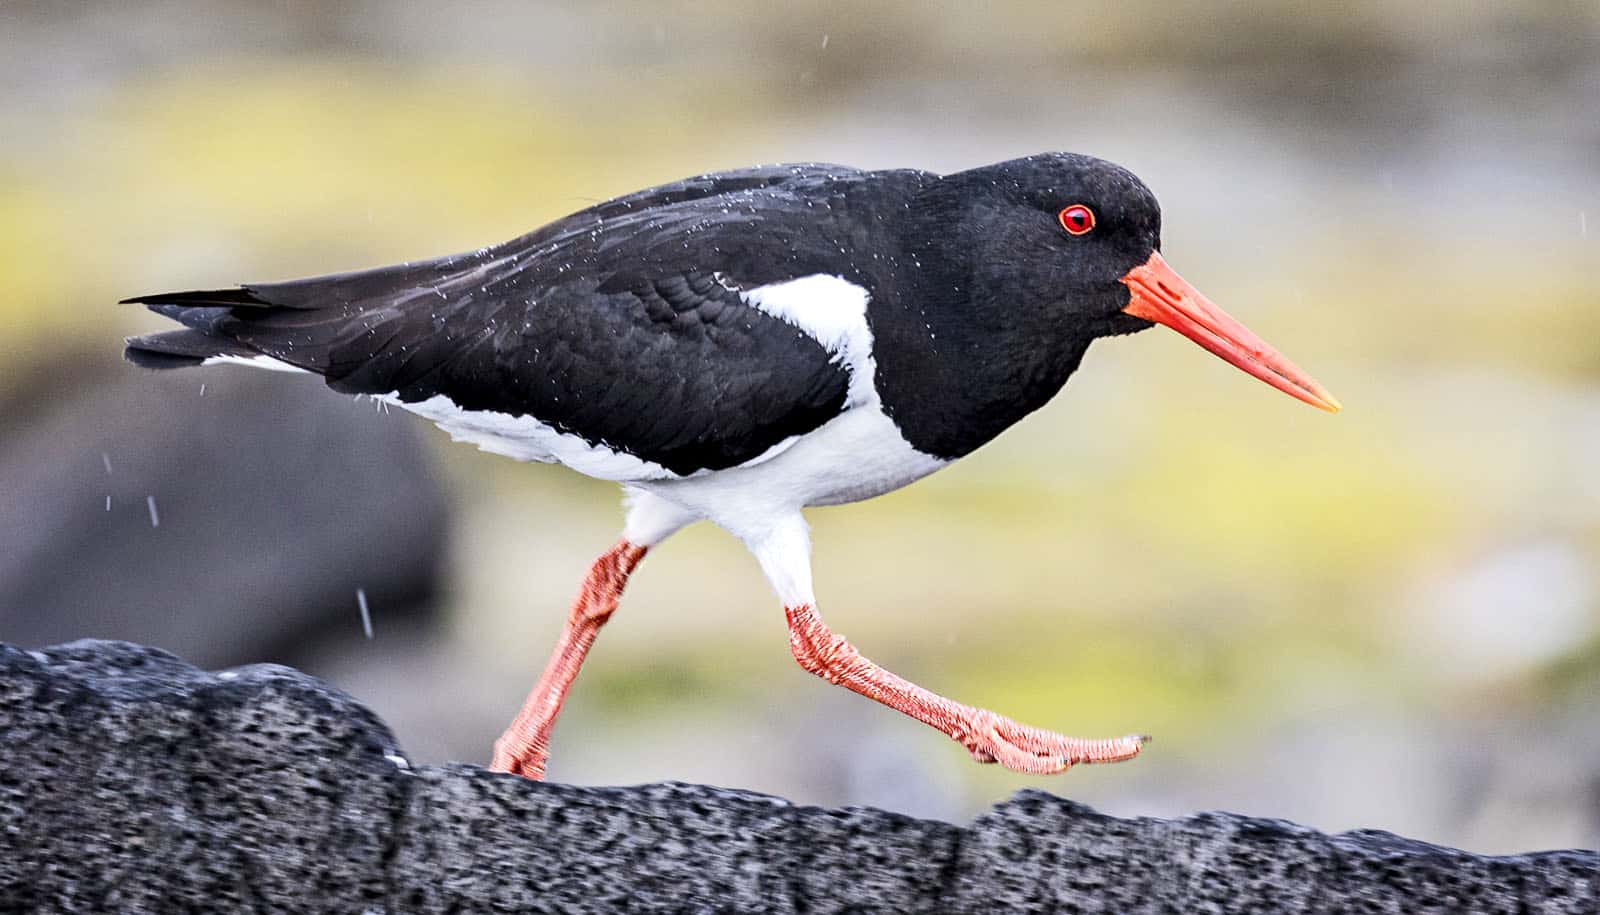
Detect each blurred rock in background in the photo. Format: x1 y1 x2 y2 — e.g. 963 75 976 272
0 357 448 668
1 0 1596 856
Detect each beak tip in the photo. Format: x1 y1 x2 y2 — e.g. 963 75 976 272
1123 253 1343 416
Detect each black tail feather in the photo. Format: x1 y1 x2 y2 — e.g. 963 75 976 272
124 329 257 370
119 254 473 377
145 302 235 333
119 287 270 308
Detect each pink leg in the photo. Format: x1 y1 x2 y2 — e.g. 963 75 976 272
786 603 1146 774
489 540 648 780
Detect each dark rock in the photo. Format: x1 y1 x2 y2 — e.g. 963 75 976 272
0 365 447 668
1 639 1594 914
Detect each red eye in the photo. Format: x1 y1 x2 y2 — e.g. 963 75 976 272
1058 204 1095 236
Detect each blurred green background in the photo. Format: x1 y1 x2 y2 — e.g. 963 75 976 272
3 1 1597 855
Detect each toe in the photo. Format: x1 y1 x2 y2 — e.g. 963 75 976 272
969 712 1147 771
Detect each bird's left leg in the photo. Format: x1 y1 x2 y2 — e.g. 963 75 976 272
489 490 697 779
749 514 1146 775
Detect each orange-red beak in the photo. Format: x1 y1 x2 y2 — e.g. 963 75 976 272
1121 252 1341 413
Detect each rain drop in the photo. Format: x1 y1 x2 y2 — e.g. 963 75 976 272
146 495 160 528
358 588 373 639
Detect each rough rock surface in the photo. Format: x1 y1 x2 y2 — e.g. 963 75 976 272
1 640 1594 914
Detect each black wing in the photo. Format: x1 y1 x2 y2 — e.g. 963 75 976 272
125 164 930 476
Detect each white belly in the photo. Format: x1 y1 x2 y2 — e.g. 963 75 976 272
380 392 679 481
636 405 948 541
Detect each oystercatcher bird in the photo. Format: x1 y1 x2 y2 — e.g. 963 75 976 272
124 153 1339 779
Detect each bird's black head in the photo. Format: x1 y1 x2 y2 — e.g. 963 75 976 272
922 153 1160 340
911 152 1340 413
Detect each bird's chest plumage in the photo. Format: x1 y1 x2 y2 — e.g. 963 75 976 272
865 281 1092 462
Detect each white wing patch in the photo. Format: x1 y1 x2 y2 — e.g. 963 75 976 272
375 393 679 482
741 274 878 408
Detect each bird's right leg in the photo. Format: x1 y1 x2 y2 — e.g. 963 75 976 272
750 514 1147 775
489 490 697 780
488 539 644 779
